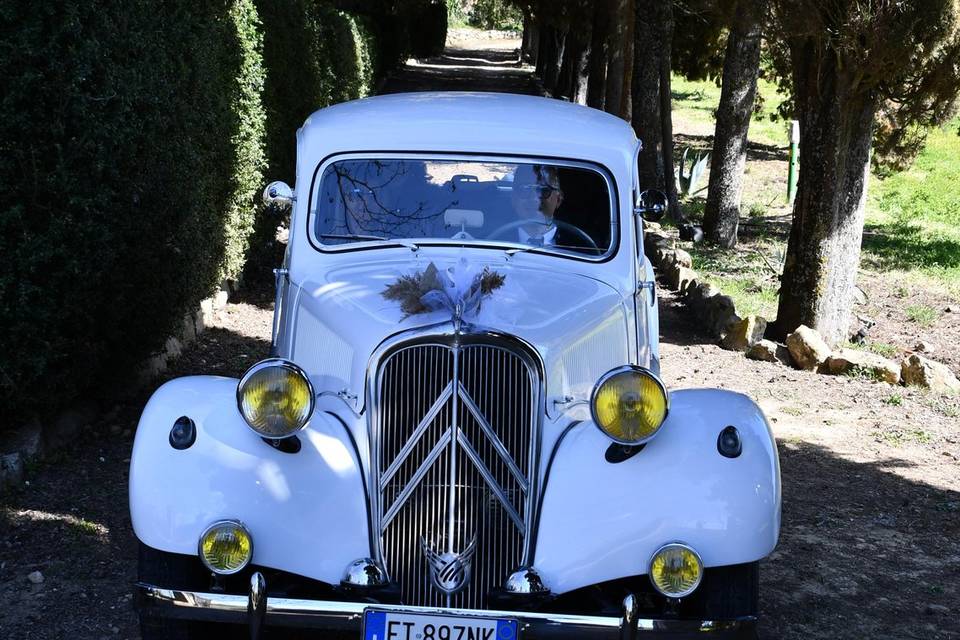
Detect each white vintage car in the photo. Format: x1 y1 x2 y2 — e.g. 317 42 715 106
130 93 780 640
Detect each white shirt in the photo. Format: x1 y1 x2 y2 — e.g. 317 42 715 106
517 224 557 247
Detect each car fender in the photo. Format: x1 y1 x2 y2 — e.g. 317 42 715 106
534 388 780 594
129 376 370 586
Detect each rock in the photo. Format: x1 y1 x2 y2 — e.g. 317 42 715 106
1 419 43 460
164 336 182 360
678 224 704 242
722 315 768 352
27 571 43 584
914 340 935 354
925 603 950 615
678 267 699 293
786 325 832 371
193 308 206 335
747 339 783 362
181 312 197 343
825 348 901 384
644 221 662 232
43 403 97 454
667 264 698 292
901 354 960 394
706 294 738 337
213 289 229 309
670 248 693 269
0 452 25 490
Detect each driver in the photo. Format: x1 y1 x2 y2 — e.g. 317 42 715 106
510 164 564 247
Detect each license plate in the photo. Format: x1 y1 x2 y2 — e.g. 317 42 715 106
363 609 519 640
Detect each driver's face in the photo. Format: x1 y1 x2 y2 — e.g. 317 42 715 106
512 171 562 220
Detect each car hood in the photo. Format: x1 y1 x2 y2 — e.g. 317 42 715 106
288 254 633 418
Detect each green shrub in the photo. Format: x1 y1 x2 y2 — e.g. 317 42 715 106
468 0 522 31
0 0 265 428
245 2 389 286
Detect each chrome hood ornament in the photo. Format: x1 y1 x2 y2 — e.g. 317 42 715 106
421 536 478 595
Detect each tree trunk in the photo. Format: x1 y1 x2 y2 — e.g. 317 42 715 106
557 31 576 99
562 26 591 105
702 8 762 248
544 28 566 93
587 0 610 110
657 0 680 220
536 22 550 78
605 0 632 118
521 14 538 65
772 40 877 346
632 1 665 191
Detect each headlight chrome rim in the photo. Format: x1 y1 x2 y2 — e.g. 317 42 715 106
237 358 315 439
590 365 670 445
648 542 703 599
198 519 253 576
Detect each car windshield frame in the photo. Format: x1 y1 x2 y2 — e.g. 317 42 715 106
305 152 621 263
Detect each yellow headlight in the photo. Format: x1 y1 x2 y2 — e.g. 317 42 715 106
590 366 668 444
237 358 314 438
199 520 253 575
649 543 703 598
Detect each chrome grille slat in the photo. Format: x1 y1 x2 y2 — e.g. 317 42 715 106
372 338 539 609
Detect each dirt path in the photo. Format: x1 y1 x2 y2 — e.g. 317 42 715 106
380 29 538 95
2 29 958 640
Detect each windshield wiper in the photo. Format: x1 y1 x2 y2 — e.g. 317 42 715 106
320 233 419 252
320 233 387 241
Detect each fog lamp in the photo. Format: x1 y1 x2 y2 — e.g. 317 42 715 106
649 543 703 598
590 366 668 444
199 520 252 575
237 358 314 439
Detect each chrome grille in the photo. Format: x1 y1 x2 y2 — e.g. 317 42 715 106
373 339 539 609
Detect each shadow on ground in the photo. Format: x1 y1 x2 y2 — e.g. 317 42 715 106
862 220 960 273
0 325 271 639
761 440 960 639
380 45 539 95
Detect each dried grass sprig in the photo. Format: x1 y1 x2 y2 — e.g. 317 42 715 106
382 263 505 318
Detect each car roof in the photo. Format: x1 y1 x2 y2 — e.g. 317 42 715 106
298 92 639 169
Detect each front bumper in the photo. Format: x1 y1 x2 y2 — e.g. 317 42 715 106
136 572 757 640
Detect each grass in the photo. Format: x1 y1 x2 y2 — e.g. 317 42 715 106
685 235 782 319
883 393 903 406
905 303 940 327
863 118 960 295
873 427 933 446
845 340 899 359
672 74 788 147
671 71 960 304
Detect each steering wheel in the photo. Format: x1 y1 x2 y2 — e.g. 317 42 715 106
488 219 600 252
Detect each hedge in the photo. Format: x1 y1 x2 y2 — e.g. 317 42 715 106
244 2 380 284
0 0 446 431
0 0 266 427
245 0 448 284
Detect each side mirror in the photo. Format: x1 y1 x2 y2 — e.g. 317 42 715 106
262 181 295 210
635 189 668 222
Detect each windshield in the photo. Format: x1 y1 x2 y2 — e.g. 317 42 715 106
311 157 615 257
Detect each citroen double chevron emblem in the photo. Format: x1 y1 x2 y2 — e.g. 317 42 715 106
421 536 478 595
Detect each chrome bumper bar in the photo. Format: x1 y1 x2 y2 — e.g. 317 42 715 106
136 573 757 639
